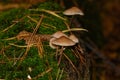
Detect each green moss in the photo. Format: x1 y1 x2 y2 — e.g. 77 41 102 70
0 8 30 29
0 2 76 80
31 1 63 11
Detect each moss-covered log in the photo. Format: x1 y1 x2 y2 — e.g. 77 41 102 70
0 1 90 80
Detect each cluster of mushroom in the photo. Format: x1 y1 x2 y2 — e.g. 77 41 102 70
49 31 79 49
49 7 84 49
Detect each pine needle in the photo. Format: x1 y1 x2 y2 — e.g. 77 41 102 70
2 23 16 32
29 9 66 21
2 36 16 40
62 28 88 33
9 43 28 48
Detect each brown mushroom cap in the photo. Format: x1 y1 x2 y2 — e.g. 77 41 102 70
51 31 67 38
69 34 79 43
51 36 76 46
63 6 84 16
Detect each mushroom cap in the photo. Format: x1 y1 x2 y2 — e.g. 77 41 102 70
49 38 57 49
63 6 84 16
51 36 76 46
52 31 67 38
69 34 79 43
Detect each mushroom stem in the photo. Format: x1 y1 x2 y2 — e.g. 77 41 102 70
70 15 75 27
57 46 64 65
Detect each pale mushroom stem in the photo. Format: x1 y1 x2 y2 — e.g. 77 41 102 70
69 15 75 35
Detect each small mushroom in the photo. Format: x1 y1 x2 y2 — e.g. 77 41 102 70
63 6 84 16
50 31 68 49
69 34 79 43
49 31 79 49
51 31 67 38
51 36 76 47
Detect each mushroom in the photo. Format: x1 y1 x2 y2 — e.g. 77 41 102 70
50 36 77 65
63 6 84 16
51 31 68 38
69 34 79 43
49 31 79 49
50 31 68 49
49 36 76 49
63 6 84 28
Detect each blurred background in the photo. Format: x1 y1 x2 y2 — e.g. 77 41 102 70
0 0 120 80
